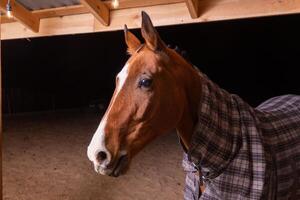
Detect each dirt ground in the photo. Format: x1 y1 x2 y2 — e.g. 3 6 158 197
2 110 185 200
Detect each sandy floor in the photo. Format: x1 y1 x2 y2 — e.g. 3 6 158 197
3 110 185 200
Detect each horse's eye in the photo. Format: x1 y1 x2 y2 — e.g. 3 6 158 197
138 78 152 88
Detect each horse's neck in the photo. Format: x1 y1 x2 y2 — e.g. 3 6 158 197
175 65 203 150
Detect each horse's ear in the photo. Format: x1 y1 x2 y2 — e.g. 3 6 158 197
141 11 166 51
124 24 141 55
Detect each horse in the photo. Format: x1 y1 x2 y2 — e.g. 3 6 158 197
87 11 300 199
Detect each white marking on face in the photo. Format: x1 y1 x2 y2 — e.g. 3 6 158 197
87 63 130 174
116 63 129 94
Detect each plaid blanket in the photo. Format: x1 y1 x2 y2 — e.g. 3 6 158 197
182 72 300 200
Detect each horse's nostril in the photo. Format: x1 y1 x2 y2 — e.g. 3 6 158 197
97 151 107 162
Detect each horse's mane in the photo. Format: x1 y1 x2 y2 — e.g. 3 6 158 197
167 44 192 64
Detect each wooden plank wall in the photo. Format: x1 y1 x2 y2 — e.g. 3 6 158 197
1 0 300 40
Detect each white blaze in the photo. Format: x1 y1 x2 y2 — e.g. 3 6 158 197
87 63 129 173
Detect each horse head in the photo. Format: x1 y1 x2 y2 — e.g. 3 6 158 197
87 11 202 177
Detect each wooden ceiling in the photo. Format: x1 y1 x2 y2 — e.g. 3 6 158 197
1 0 300 40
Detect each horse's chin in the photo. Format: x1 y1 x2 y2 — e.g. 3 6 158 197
109 155 129 177
94 155 129 177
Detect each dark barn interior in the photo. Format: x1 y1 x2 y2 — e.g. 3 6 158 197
2 14 300 200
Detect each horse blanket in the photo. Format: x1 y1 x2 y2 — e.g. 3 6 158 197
182 72 300 200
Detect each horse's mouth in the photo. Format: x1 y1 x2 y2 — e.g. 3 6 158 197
109 155 128 177
93 154 129 177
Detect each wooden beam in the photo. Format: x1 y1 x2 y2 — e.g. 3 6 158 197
1 15 16 24
0 0 39 32
185 0 200 18
2 0 300 40
80 0 110 26
104 0 184 10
